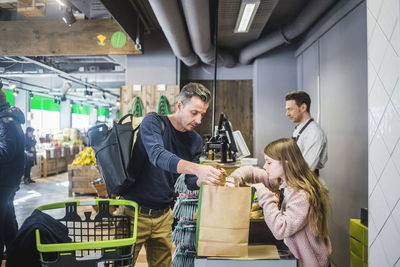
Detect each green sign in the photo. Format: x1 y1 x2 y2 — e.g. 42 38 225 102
4 89 14 106
97 107 109 118
111 31 127 48
42 97 60 112
30 95 42 110
72 104 89 115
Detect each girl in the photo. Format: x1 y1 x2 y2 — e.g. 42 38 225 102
226 138 331 267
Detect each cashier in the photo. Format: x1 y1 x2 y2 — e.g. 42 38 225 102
285 90 327 177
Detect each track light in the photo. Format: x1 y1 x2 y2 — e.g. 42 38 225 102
102 93 106 100
84 87 93 97
79 104 83 110
109 106 113 111
70 102 73 108
63 7 76 26
9 83 16 90
0 79 3 90
29 91 34 99
13 89 18 97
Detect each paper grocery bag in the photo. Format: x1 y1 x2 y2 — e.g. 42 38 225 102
196 184 252 257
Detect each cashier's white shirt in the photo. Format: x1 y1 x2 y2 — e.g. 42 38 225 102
292 118 327 171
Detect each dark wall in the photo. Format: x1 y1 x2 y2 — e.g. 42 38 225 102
252 46 298 165
181 80 253 156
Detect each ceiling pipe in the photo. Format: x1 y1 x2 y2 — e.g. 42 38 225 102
239 0 336 65
181 0 236 67
148 0 199 67
18 56 119 97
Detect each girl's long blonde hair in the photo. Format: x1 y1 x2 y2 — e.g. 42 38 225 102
264 138 329 239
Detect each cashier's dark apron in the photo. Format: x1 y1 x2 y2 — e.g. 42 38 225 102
292 118 320 177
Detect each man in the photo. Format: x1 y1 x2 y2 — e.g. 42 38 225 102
0 88 25 260
285 90 327 175
24 127 37 184
120 82 223 266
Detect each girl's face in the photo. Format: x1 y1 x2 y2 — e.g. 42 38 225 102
263 154 285 182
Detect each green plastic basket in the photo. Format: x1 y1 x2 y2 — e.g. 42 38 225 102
35 199 138 267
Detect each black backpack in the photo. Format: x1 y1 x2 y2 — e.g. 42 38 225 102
88 114 165 196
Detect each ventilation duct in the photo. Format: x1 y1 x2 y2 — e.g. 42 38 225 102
148 0 199 67
181 0 236 67
239 0 336 64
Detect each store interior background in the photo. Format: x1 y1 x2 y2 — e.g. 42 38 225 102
1 0 399 266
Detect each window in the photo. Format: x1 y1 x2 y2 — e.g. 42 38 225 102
72 104 90 130
97 107 109 122
30 96 60 134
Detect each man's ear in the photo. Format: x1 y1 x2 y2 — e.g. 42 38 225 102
177 101 183 112
300 103 307 113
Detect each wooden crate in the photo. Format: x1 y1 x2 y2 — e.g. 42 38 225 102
42 157 57 177
57 157 68 173
66 153 75 165
44 148 61 159
68 165 101 196
31 154 42 179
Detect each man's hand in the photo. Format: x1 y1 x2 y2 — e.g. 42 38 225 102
195 165 223 187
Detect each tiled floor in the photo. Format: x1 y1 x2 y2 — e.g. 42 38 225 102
2 173 149 267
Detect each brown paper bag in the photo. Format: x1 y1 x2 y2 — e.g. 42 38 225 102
196 184 252 257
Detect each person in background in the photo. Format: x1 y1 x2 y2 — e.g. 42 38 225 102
226 138 331 267
24 126 36 184
0 88 25 260
285 91 327 177
118 82 224 267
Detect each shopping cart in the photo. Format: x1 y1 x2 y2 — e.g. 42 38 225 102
35 199 138 267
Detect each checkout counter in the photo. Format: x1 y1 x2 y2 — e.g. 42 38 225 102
194 220 297 266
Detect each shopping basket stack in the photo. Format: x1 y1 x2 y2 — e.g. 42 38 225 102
35 199 138 267
172 174 199 267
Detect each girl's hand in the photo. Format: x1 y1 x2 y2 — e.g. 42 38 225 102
251 183 266 192
224 176 237 187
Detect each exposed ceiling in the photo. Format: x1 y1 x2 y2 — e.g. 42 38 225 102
0 0 336 106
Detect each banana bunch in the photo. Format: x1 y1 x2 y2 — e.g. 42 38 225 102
250 203 264 220
72 147 96 165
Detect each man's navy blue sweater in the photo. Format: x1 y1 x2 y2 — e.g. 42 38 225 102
122 114 201 209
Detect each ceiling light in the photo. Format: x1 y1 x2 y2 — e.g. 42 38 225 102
116 101 120 107
9 83 16 90
13 89 18 97
70 102 73 108
234 0 260 33
79 104 83 110
56 0 65 7
109 106 113 111
63 7 76 26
